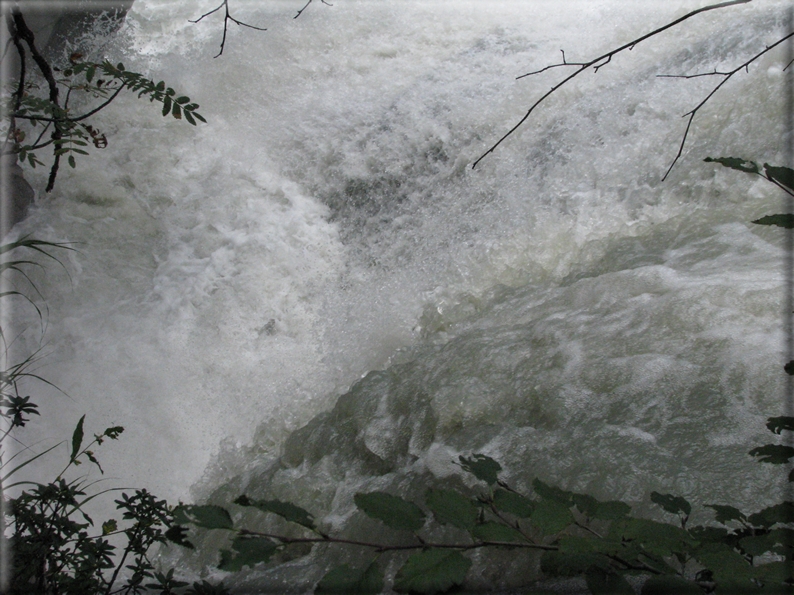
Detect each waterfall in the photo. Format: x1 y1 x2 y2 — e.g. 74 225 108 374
7 0 791 589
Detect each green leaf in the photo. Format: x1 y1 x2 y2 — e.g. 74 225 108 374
470 521 525 543
739 528 794 557
749 444 794 464
184 111 196 126
164 524 194 549
641 575 703 595
102 519 117 535
592 500 631 520
650 492 691 516
425 489 479 530
393 549 472 595
767 417 794 435
458 453 501 485
530 499 574 535
354 492 425 532
695 542 759 591
752 214 794 229
585 566 634 595
70 415 85 461
162 95 172 117
315 560 383 594
218 536 277 572
706 504 746 525
532 478 573 505
86 65 96 83
172 103 182 120
173 504 233 530
156 80 165 91
233 495 315 530
193 112 207 123
765 164 794 193
176 96 190 104
68 155 76 168
748 501 794 528
618 518 695 557
704 156 760 174
540 550 610 577
71 149 89 156
493 488 534 518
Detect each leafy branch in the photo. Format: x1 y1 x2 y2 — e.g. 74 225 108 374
174 421 794 595
4 10 206 192
472 0 768 175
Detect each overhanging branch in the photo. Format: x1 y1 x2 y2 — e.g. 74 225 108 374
471 0 754 170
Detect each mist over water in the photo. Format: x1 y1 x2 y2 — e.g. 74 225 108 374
7 0 792 588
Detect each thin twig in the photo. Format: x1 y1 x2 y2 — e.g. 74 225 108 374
294 0 333 20
189 0 266 58
660 30 794 180
472 0 753 169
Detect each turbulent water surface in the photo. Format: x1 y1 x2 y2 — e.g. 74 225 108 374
7 0 793 590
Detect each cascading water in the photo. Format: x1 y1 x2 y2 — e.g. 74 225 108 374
7 0 792 590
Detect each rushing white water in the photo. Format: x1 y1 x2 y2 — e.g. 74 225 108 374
6 0 792 589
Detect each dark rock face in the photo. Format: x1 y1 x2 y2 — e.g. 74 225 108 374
1 154 34 239
2 1 134 238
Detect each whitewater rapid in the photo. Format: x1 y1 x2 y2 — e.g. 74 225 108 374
6 5 791 587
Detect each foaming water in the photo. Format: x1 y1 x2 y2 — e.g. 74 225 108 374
6 0 792 586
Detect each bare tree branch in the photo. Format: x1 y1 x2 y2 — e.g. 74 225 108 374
294 0 333 20
472 0 753 170
660 30 794 180
190 0 266 58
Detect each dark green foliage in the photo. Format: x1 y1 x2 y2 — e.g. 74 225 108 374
749 444 794 464
354 491 426 531
706 503 746 525
768 416 794 434
393 549 472 594
585 566 634 595
426 488 479 530
218 536 278 571
458 453 501 485
650 491 691 516
234 494 316 529
315 560 384 594
764 164 794 193
752 214 794 228
641 575 703 594
704 156 760 173
173 504 234 530
493 488 534 518
469 521 525 542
